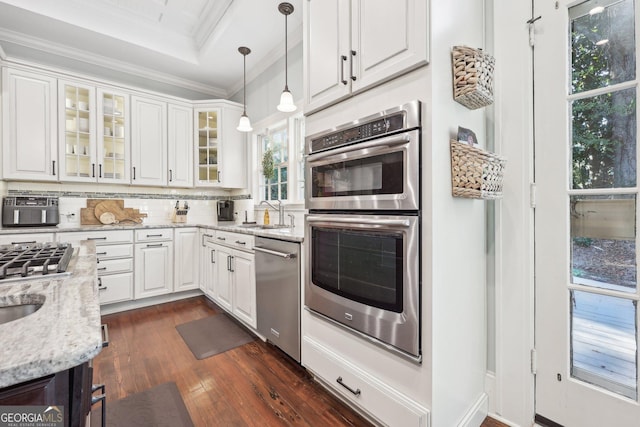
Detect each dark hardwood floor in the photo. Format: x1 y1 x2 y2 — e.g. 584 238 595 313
93 296 508 427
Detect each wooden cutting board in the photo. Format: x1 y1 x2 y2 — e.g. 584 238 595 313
80 208 102 225
95 201 142 223
87 199 124 209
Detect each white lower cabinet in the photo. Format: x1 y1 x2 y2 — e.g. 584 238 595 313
303 337 430 427
135 238 174 299
174 227 199 292
208 231 256 329
57 230 134 305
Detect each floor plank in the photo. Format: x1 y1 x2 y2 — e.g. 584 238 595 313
92 296 509 427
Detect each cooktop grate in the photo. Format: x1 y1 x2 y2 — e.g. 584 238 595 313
0 242 74 281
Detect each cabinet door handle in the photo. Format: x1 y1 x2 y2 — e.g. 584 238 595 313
202 233 213 246
336 377 361 396
92 163 96 178
217 171 221 182
210 249 215 263
99 164 103 178
350 50 357 81
169 169 173 182
229 256 234 272
52 160 56 176
133 166 136 180
340 55 348 85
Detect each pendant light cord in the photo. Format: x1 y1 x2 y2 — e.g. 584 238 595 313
243 53 247 114
284 12 289 91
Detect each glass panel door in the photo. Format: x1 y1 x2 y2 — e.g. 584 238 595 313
98 89 129 183
535 0 640 424
59 82 95 181
196 109 220 185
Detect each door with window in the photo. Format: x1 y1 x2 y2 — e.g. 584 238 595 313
535 0 640 425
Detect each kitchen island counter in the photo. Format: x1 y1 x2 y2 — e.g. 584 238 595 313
0 241 102 388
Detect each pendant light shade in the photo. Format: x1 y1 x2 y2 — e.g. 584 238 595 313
277 2 296 113
237 46 253 132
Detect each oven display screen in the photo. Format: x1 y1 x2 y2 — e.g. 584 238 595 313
311 227 403 312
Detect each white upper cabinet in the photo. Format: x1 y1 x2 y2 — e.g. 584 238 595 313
304 0 429 113
97 88 131 184
131 95 167 186
167 103 194 188
2 67 58 181
193 102 246 188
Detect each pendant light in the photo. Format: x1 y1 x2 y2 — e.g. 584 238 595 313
237 46 253 132
277 2 296 112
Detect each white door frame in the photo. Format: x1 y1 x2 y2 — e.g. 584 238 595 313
490 0 537 425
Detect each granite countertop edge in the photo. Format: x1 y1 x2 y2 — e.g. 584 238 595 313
0 222 305 243
0 241 103 389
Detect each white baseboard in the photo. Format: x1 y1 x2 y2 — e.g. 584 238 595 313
458 393 488 427
100 289 203 315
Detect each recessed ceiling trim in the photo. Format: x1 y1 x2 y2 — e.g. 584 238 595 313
0 29 227 97
194 0 234 49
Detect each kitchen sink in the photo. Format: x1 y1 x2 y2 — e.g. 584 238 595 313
0 301 44 325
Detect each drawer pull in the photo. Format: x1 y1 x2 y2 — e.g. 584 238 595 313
235 240 246 245
11 240 36 245
217 237 226 241
98 286 108 291
88 237 107 241
97 267 107 271
96 252 108 255
146 234 163 238
336 377 361 396
146 243 164 248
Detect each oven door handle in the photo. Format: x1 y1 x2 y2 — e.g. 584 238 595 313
307 216 411 228
306 133 412 163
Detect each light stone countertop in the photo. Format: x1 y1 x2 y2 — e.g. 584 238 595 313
0 222 305 243
0 241 103 388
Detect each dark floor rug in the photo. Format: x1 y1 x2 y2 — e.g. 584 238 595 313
90 382 194 427
176 313 255 360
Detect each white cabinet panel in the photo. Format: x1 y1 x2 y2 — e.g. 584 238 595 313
168 103 194 188
214 244 233 311
174 227 199 292
0 233 55 245
135 228 173 242
303 0 428 113
303 337 430 427
2 68 58 181
131 96 167 186
98 272 134 304
57 230 133 245
135 241 174 298
232 251 256 328
96 258 133 275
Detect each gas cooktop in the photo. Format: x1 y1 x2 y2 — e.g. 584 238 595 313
0 242 74 283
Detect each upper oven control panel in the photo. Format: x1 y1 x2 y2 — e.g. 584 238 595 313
307 100 421 155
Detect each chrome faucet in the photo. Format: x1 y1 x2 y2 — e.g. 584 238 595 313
260 199 285 226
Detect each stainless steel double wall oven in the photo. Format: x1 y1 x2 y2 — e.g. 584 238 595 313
305 101 422 362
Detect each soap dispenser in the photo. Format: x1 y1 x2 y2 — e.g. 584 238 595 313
263 209 270 225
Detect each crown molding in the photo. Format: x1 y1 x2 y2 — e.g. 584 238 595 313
0 28 228 97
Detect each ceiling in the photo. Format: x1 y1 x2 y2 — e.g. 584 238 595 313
0 0 303 99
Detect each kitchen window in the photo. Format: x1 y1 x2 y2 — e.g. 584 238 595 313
256 114 305 203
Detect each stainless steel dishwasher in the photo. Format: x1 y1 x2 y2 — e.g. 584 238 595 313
254 236 301 362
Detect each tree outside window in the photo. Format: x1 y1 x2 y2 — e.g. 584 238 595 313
260 125 288 201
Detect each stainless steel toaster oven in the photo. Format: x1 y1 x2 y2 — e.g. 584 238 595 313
2 196 60 227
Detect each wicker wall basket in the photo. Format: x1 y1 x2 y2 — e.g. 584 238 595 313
450 140 506 199
451 46 495 110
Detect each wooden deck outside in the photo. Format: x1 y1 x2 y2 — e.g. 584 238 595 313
571 286 637 399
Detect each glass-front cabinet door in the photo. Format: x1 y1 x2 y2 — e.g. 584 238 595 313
58 80 96 182
195 108 220 186
97 88 130 183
